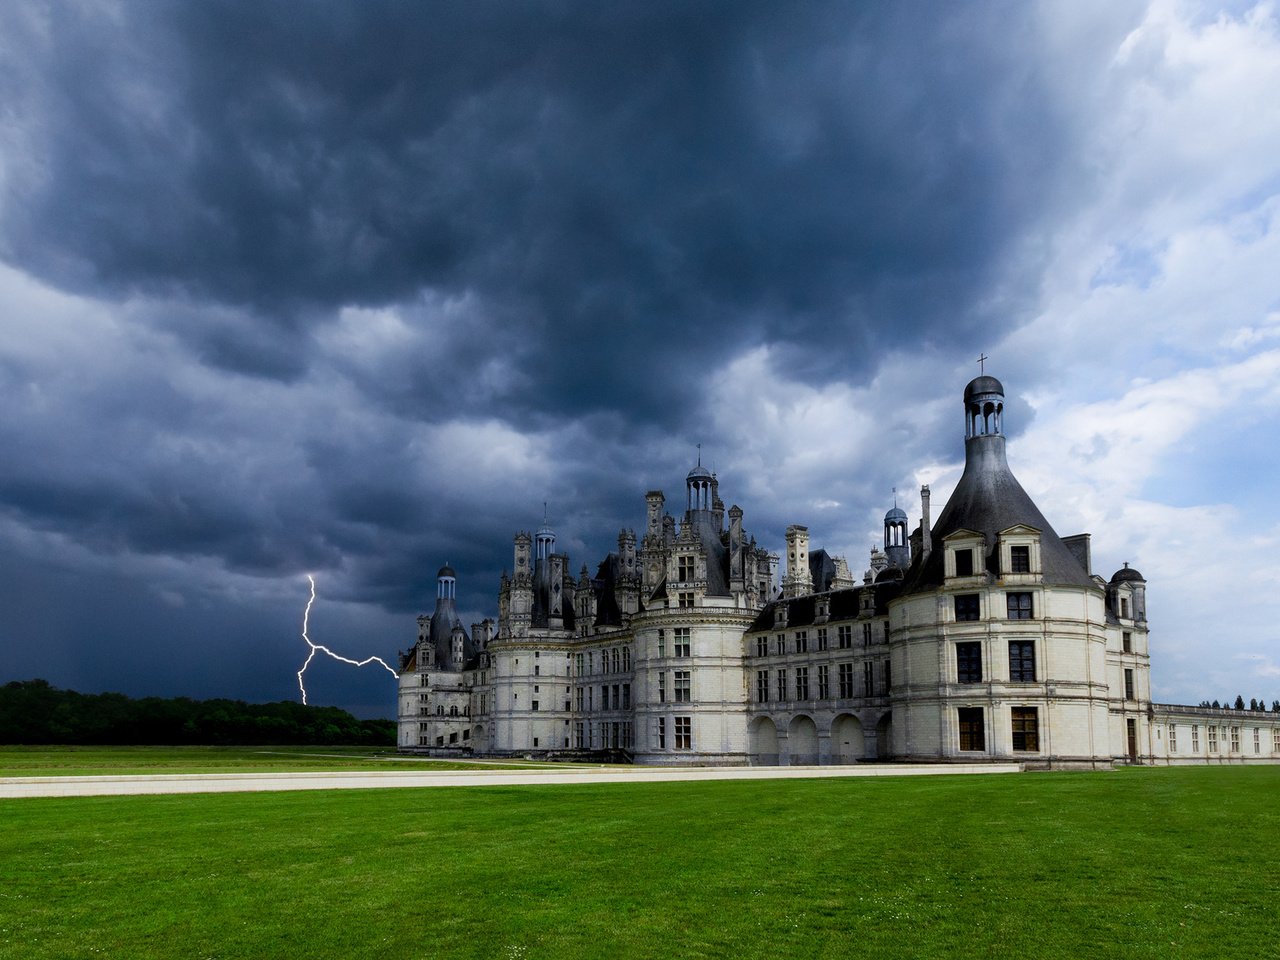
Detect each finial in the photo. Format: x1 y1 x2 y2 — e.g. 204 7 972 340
543 501 548 525
697 442 702 466
977 353 988 374
892 486 897 508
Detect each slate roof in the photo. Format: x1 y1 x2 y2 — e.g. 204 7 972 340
748 582 901 633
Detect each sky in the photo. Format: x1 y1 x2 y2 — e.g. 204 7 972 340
2 1 1279 719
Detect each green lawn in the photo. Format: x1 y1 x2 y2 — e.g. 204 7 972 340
1 765 1276 959
0 745 563 777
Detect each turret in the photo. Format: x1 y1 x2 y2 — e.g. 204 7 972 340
782 525 813 599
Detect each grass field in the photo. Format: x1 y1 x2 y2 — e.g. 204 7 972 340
0 745 564 777
1 764 1277 959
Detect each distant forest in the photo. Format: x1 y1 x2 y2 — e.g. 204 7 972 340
0 679 395 746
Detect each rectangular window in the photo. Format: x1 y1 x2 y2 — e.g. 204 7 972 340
657 717 666 750
883 620 890 642
863 661 873 697
575 687 584 711
882 659 891 695
1273 728 1280 753
677 556 694 581
958 707 985 751
678 592 694 608
776 669 788 702
1011 707 1039 751
623 647 631 671
658 629 666 658
955 594 980 622
1124 668 1135 700
1230 726 1240 752
1168 724 1177 753
956 642 982 683
1191 724 1200 752
955 548 974 577
1253 727 1260 753
1007 593 1033 620
1009 545 1030 573
622 684 631 709
776 634 786 656
796 666 809 700
795 630 808 653
600 686 608 710
756 669 769 703
674 628 691 657
838 625 853 649
817 664 830 699
1122 631 1132 653
674 716 691 750
862 622 872 646
816 628 828 652
612 684 620 709
658 673 666 703
534 664 540 676
838 662 854 699
674 670 691 703
531 700 540 712
612 649 620 673
756 635 767 657
1207 725 1218 752
1009 641 1036 682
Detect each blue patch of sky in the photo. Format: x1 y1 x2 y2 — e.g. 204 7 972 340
1088 240 1164 291
1141 413 1280 515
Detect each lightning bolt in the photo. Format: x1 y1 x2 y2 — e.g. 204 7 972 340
296 574 398 705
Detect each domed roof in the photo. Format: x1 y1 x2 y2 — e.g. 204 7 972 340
964 375 1005 402
875 567 904 583
1110 564 1145 583
687 464 713 481
885 505 908 522
437 564 456 579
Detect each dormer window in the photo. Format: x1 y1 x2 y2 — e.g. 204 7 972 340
955 549 975 577
677 556 694 581
1010 546 1030 573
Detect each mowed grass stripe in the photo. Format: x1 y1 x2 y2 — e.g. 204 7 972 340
2 766 1277 959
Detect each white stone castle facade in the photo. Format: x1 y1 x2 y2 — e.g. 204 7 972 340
397 375 1280 768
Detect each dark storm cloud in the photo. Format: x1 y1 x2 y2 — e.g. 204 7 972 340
2 1 1070 416
0 1 1112 713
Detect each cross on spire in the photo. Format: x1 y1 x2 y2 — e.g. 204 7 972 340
696 442 702 466
977 353 988 374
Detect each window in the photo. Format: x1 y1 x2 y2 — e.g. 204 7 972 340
862 622 872 646
677 556 694 581
838 625 853 649
1168 724 1177 753
532 700 540 712
755 635 767 657
657 717 666 750
1120 597 1130 619
600 686 608 710
1007 593 1033 620
674 628 691 657
955 594 980 622
1273 728 1280 753
1191 724 1200 752
955 548 974 577
838 662 854 699
1122 631 1132 653
1011 707 1039 751
623 647 631 671
816 628 828 652
657 629 666 657
575 687 584 711
1124 668 1135 700
1253 727 1260 753
956 642 982 683
882 659 891 695
796 666 809 700
776 670 788 701
756 670 769 703
678 592 694 608
958 708 985 751
1009 545 1030 573
612 648 620 673
795 630 808 653
534 664 540 676
674 716 692 750
658 673 666 703
883 621 890 643
613 684 620 709
420 673 429 687
1207 725 1218 752
674 671 691 703
622 684 631 709
1009 641 1035 682
863 661 874 697
817 664 830 699
776 634 786 656
1230 726 1240 752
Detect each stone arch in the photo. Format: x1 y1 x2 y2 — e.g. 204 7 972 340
787 715 819 766
876 711 893 760
830 713 865 764
749 716 779 766
471 723 488 753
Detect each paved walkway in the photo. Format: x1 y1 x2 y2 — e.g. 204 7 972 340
0 762 1021 798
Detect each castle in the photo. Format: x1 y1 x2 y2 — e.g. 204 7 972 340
397 375 1280 767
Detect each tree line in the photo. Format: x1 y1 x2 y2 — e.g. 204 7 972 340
1197 696 1280 712
0 679 395 745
